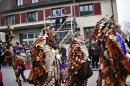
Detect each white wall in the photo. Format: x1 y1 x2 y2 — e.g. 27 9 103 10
0 32 5 42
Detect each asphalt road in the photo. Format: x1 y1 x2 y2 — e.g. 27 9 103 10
1 66 130 86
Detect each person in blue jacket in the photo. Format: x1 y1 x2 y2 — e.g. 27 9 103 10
55 9 61 31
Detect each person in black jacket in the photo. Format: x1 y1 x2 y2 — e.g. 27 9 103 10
128 37 130 49
89 39 99 69
59 44 67 63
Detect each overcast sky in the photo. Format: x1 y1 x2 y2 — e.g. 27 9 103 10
116 0 130 37
116 0 130 25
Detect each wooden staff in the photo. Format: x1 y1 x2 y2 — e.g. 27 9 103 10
6 21 22 86
55 54 61 86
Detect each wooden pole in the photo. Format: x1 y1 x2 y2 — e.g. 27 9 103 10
6 21 22 86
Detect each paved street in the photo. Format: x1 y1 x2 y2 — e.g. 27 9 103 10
1 66 130 86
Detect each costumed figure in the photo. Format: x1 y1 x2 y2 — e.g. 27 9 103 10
66 31 93 86
5 21 22 86
91 15 130 86
27 26 59 86
15 50 27 82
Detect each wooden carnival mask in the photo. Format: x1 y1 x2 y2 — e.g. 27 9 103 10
92 15 119 41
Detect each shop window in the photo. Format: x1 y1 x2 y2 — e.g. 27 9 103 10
27 11 38 22
22 34 27 39
80 4 94 16
28 34 34 38
35 33 39 38
31 0 38 3
29 41 33 44
21 33 39 44
22 41 27 44
6 15 15 25
17 0 23 6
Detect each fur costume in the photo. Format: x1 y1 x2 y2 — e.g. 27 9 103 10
66 38 89 86
92 15 130 86
27 26 59 86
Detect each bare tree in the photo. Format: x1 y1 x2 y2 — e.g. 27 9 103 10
121 20 130 37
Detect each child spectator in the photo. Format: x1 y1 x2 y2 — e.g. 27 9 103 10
25 50 31 69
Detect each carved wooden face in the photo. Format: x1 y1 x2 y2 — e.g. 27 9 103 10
92 15 118 41
48 26 55 37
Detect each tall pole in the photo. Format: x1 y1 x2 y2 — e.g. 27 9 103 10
111 0 114 14
6 21 22 86
73 0 76 32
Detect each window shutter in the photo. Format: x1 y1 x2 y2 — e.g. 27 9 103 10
21 13 26 23
0 17 1 26
45 9 51 17
15 14 20 24
72 5 80 17
1 16 5 26
38 10 44 21
41 0 46 1
27 0 30 4
94 3 101 15
38 0 42 2
12 0 16 6
64 6 71 14
23 0 27 4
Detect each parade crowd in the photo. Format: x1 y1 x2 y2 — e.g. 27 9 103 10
0 13 130 86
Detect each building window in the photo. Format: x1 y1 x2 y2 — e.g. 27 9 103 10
31 0 38 3
80 4 94 16
52 8 62 16
22 34 27 39
17 0 23 6
6 15 15 25
85 27 94 40
55 32 71 44
27 12 38 22
21 32 39 44
28 34 34 38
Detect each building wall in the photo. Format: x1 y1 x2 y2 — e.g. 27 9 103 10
76 0 118 33
0 0 118 45
12 31 20 44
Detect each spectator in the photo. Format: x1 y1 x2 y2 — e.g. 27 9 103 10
13 43 20 58
0 70 4 86
61 8 67 30
128 37 130 48
125 39 130 54
59 44 67 63
0 44 5 69
55 9 61 31
25 50 31 69
1 49 10 66
25 44 31 52
89 39 99 69
85 38 90 49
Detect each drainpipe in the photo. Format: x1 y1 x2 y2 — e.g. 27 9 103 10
111 0 114 14
73 0 76 32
